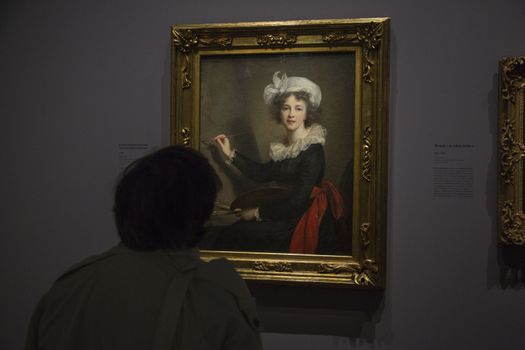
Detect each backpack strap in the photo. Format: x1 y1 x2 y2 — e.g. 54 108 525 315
152 268 195 350
197 258 260 331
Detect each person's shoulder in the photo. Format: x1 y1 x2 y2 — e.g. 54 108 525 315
54 245 123 283
195 258 249 299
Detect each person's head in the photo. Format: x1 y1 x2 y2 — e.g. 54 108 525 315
113 145 221 251
264 71 322 128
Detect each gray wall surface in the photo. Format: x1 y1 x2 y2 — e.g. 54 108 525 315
2 0 525 349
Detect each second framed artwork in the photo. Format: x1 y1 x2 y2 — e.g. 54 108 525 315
171 18 390 287
499 57 525 246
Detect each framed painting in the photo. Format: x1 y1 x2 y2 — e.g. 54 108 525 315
170 18 389 287
499 57 525 246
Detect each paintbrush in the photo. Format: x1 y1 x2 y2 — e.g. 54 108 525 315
201 131 249 145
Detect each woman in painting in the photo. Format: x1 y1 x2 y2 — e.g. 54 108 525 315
212 71 345 254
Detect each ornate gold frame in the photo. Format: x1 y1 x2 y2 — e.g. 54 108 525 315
170 18 389 287
499 57 525 245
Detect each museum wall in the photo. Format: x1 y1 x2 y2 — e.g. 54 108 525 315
2 0 525 349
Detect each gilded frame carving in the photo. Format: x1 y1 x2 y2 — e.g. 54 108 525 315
499 57 525 245
170 18 389 287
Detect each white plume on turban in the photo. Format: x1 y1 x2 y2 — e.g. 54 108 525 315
263 71 322 110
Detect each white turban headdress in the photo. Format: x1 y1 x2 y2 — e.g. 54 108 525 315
263 71 322 110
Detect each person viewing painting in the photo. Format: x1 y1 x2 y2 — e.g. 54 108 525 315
25 146 262 350
211 71 346 254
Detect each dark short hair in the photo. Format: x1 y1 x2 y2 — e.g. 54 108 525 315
270 90 321 128
113 145 221 251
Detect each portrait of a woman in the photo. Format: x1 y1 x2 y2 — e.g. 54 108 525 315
210 71 347 254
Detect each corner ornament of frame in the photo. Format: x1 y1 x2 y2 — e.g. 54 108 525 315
172 29 233 89
172 29 199 88
501 57 525 103
501 201 525 245
322 22 383 83
318 260 378 286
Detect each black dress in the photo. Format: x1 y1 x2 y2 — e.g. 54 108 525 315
212 143 341 253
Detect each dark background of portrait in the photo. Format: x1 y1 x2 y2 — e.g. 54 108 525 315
199 52 355 229
2 0 525 349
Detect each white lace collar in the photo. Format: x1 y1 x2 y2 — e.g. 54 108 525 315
269 123 326 161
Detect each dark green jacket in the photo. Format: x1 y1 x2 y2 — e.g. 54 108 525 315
25 244 262 350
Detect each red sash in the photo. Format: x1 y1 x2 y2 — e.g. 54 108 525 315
289 180 345 254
